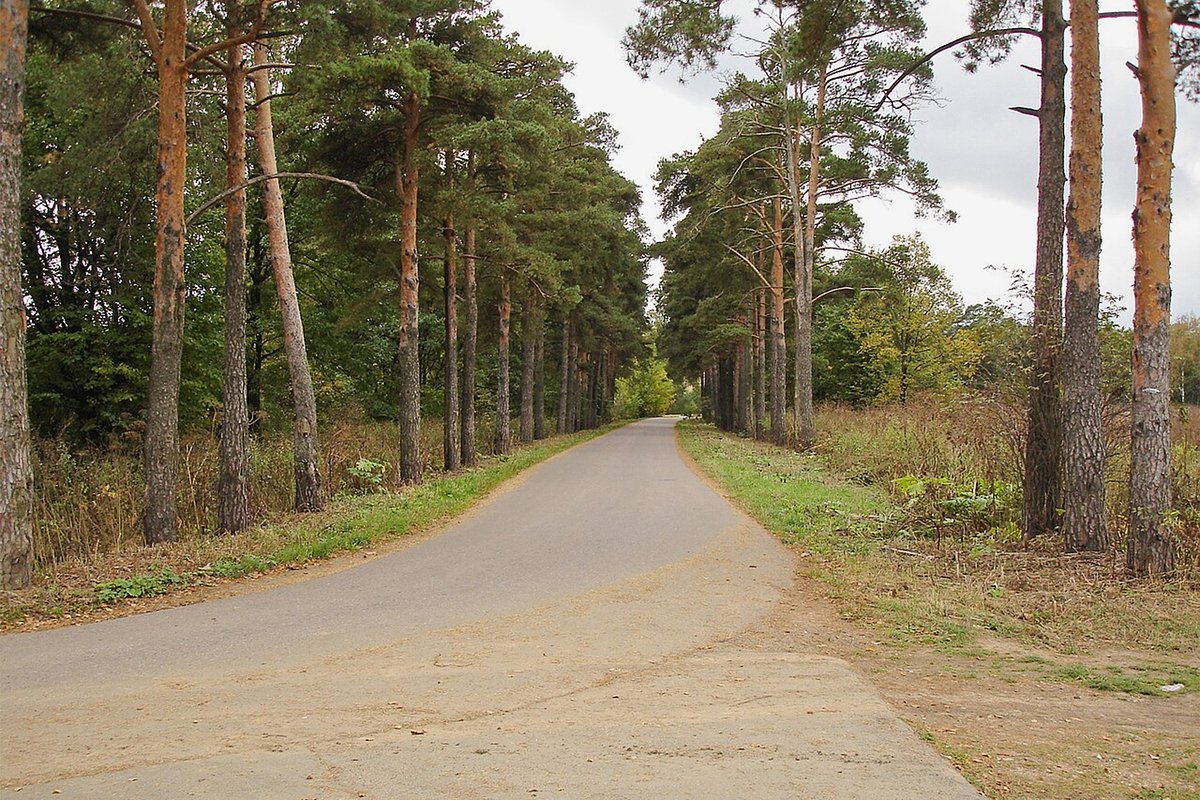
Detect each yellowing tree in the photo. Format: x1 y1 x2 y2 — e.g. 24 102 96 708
845 235 980 403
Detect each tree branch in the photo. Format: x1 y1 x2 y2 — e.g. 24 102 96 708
187 172 377 225
183 0 272 68
873 26 1041 113
128 0 161 64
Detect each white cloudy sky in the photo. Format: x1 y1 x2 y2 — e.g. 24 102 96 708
488 0 1199 322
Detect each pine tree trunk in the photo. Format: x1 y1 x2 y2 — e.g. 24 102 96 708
789 64 825 450
557 321 570 434
461 224 477 467
495 270 511 455
251 46 322 510
1021 0 1067 539
598 346 610 423
738 325 752 434
396 87 422 483
1062 0 1108 553
1127 0 1176 577
143 0 189 544
567 339 580 433
755 286 766 440
533 323 546 439
217 39 249 535
519 296 535 443
769 198 787 445
0 0 33 588
442 203 460 472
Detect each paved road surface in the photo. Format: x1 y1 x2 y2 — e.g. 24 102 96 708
0 418 982 798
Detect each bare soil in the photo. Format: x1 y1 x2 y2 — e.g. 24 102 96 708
741 570 1200 800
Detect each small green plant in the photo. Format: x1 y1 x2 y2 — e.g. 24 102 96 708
204 554 275 579
347 458 388 493
95 567 186 604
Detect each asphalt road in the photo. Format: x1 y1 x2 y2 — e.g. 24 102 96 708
0 417 983 798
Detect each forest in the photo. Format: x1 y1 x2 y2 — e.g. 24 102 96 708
0 0 653 590
0 0 1197 596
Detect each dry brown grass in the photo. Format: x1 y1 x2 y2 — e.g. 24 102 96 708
29 413 505 574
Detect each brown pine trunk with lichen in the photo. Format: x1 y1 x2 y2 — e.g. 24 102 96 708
1062 0 1108 553
519 296 536 443
0 0 33 587
495 270 512 455
142 0 188 544
1021 0 1067 540
460 224 477 467
396 86 422 482
442 203 460 472
769 198 787 445
217 37 249 534
557 320 570 434
533 321 546 439
1127 0 1176 577
251 46 322 510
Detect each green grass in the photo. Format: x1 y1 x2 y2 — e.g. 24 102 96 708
677 420 1200 694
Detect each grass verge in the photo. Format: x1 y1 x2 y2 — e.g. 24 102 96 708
678 419 1200 800
2 424 623 630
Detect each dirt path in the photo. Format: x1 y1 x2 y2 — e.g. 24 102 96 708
1 419 982 798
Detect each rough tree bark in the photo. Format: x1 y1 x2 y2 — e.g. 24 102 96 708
519 296 535 443
495 269 511 455
460 224 477 467
1021 0 1067 540
251 45 322 510
769 198 787 445
1127 0 1176 577
0 0 33 587
218 37 249 534
1061 0 1108 552
755 284 766 440
138 0 188 544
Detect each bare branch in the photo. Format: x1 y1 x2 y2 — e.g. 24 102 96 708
187 172 377 225
873 26 1041 113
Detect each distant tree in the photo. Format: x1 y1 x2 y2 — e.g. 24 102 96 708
844 236 978 403
614 357 676 419
1171 315 1200 404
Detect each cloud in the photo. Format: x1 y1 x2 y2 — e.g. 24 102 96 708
490 0 1199 319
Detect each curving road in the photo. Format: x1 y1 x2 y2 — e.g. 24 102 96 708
0 418 982 799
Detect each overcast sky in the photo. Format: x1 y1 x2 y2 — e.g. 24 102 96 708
488 0 1199 323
